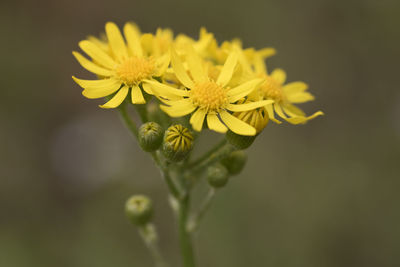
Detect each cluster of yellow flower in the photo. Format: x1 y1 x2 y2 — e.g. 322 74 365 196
73 22 323 136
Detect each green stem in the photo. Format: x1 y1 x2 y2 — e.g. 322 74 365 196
178 196 196 267
139 224 168 267
190 142 236 174
118 104 138 138
189 139 227 168
187 188 216 232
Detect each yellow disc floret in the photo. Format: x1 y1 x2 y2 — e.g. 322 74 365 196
116 57 155 86
190 81 228 111
260 75 286 102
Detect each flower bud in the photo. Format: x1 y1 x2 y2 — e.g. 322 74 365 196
162 124 194 162
221 150 247 175
207 163 229 188
225 130 256 149
125 195 153 226
234 106 269 134
138 122 164 152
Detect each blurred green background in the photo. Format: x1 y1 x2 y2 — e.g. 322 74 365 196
1 0 399 266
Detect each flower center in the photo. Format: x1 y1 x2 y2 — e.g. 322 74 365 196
115 57 155 86
190 81 228 111
261 75 286 102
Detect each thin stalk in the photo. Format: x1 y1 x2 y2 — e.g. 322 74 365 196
188 139 227 168
187 188 216 232
178 196 196 267
190 142 236 174
118 104 138 138
139 224 168 267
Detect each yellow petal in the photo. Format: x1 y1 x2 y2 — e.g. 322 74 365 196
186 45 208 83
220 110 256 136
160 101 196 117
79 40 116 69
216 52 238 87
82 82 121 99
285 111 324 124
154 53 170 77
170 48 194 88
207 113 228 133
99 86 129 109
286 92 315 103
144 80 189 97
274 103 287 119
265 104 282 124
72 76 119 89
258 47 276 58
282 104 306 117
131 85 146 104
123 22 143 57
72 51 113 76
227 100 274 112
190 109 206 131
283 82 308 95
105 22 128 62
270 68 286 85
227 78 264 103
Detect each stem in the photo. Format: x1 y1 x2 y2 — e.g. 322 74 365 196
151 152 181 199
178 196 196 267
189 139 227 168
187 188 216 232
118 104 138 138
139 224 168 267
190 142 236 174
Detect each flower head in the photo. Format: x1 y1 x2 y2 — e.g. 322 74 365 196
72 22 170 108
145 46 273 136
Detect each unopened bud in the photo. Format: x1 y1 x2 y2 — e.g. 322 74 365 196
221 150 247 175
162 124 194 162
207 163 229 188
225 130 256 149
125 195 153 226
138 122 164 152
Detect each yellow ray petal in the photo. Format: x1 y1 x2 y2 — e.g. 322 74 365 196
99 86 129 109
123 22 143 57
227 78 264 103
285 111 324 124
274 103 287 119
105 22 128 62
265 104 282 124
270 68 286 85
216 52 238 87
190 109 206 131
170 48 194 88
282 104 306 117
82 82 121 99
207 113 228 133
258 47 276 58
220 110 256 136
283 82 308 95
160 101 196 117
144 80 189 97
72 76 119 89
227 100 274 112
286 92 315 103
79 40 116 69
131 85 146 104
186 45 208 83
154 53 170 77
72 51 113 76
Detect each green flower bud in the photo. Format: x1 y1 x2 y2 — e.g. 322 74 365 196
221 150 247 175
225 130 256 149
207 163 229 188
162 124 194 162
138 122 164 152
125 195 153 226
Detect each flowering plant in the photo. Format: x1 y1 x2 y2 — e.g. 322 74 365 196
72 21 323 267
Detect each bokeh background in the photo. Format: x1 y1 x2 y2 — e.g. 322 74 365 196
1 0 399 266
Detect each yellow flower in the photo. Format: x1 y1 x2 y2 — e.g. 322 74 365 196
145 46 273 136
72 22 170 108
248 54 323 124
233 99 269 133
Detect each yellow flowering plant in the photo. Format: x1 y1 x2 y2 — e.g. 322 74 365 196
72 21 323 267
